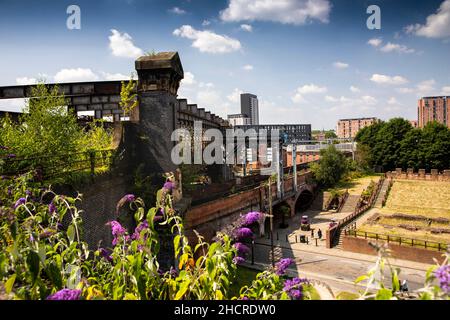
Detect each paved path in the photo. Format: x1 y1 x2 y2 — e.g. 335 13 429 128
249 241 429 297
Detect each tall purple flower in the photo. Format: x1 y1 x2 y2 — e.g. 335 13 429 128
46 289 82 300
0 145 8 150
14 197 26 209
109 221 128 246
233 256 245 265
99 248 113 262
435 265 450 294
7 187 12 197
25 190 32 197
49 202 57 214
235 227 254 240
234 242 250 256
7 154 16 158
123 194 135 202
283 277 309 300
243 212 261 226
163 181 174 192
275 258 294 276
131 220 149 240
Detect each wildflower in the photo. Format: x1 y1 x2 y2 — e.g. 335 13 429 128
163 181 174 192
153 215 163 222
14 197 26 209
25 190 32 197
46 289 82 300
29 234 35 242
233 242 250 256
124 194 135 202
235 227 254 240
131 220 149 240
99 248 113 262
243 211 261 226
435 265 450 294
275 258 294 276
233 256 245 265
283 277 309 300
109 221 129 246
0 145 8 150
49 202 57 214
7 154 16 158
56 223 64 231
7 187 12 197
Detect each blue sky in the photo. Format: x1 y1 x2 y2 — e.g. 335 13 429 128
0 0 449 129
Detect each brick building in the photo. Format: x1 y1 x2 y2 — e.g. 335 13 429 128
417 96 450 128
337 117 378 139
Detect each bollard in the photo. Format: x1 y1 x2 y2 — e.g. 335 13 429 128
315 238 318 247
295 235 298 243
285 234 288 242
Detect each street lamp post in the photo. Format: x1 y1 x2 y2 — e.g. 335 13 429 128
268 177 275 268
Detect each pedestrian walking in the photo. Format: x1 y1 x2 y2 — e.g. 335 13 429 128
317 229 322 239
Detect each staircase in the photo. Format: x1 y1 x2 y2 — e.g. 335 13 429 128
333 177 388 249
339 195 360 213
374 178 392 208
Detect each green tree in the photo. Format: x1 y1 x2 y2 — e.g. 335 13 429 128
0 83 82 158
310 145 348 187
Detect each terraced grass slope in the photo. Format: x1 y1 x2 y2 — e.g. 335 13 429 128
359 180 450 244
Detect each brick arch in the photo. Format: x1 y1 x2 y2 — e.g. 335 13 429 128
293 185 315 214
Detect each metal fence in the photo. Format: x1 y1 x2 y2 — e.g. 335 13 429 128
344 229 448 252
0 149 115 180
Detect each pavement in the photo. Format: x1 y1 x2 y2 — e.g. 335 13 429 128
247 241 430 297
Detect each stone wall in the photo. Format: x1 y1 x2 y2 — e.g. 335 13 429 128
342 235 446 264
386 168 450 181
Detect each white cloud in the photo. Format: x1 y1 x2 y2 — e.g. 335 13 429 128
367 38 382 47
173 25 241 53
405 0 450 38
240 24 253 32
387 97 400 105
220 0 332 25
297 83 327 94
197 89 222 108
361 95 377 105
227 88 244 103
396 87 414 94
379 42 415 54
242 64 254 71
333 61 349 69
325 95 338 102
350 86 360 93
292 83 327 103
54 68 99 83
101 72 130 81
16 77 38 85
442 86 450 95
168 7 186 15
417 79 436 95
370 74 409 86
202 20 211 26
108 29 143 59
181 71 196 86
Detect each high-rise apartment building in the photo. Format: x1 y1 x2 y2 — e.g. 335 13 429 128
240 93 259 125
418 96 450 128
337 117 378 139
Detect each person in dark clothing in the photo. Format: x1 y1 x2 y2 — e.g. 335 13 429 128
311 229 314 238
317 229 322 239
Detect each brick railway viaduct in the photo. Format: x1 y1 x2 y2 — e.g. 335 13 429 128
0 52 317 245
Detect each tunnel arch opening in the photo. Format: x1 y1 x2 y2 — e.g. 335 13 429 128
295 190 314 213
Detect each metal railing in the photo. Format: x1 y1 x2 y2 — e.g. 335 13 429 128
1 149 115 180
326 175 385 248
344 229 448 252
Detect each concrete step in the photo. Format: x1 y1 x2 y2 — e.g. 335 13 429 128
339 195 360 213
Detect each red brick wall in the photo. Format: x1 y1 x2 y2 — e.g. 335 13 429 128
342 236 446 264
